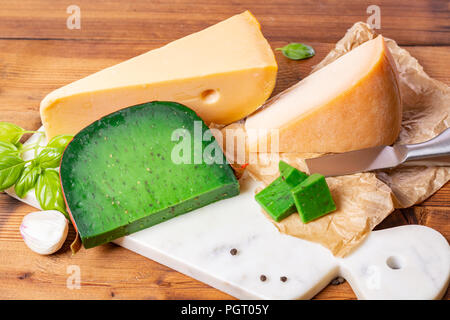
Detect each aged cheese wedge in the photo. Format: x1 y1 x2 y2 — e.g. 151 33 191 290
245 35 401 153
40 11 277 140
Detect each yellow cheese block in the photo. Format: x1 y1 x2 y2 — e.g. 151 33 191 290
40 11 277 139
245 35 401 153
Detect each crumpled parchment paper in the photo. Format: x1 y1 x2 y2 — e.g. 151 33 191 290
220 22 450 257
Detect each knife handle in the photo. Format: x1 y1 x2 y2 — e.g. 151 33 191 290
402 127 450 166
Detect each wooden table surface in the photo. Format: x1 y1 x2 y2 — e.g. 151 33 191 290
0 0 449 300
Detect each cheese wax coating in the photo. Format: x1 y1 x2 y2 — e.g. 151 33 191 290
60 102 239 249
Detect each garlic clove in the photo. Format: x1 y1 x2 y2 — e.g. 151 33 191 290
20 210 68 255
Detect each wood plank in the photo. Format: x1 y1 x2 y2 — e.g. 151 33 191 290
0 240 234 299
0 195 355 300
0 37 449 300
0 0 448 45
408 206 450 237
421 182 450 206
1 39 448 129
2 195 446 300
0 0 449 300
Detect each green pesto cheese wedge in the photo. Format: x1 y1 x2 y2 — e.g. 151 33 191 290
60 101 239 248
279 160 308 188
291 173 336 223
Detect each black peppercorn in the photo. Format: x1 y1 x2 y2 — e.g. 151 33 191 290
330 276 345 285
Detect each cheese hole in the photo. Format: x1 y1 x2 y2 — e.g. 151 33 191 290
386 256 403 270
201 89 220 104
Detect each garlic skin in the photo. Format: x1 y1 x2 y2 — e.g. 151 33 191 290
20 210 68 255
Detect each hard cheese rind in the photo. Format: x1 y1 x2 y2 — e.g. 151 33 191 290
245 35 401 153
40 11 277 140
60 101 239 248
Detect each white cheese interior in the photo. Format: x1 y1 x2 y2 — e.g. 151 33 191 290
245 37 381 130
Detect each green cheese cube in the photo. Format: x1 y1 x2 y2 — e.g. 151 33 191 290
279 160 308 187
278 160 291 174
255 161 309 222
255 177 296 222
291 173 336 223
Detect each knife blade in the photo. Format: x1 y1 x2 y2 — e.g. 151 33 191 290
305 145 407 176
305 128 450 177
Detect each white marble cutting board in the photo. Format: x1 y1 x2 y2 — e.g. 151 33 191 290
6 130 450 299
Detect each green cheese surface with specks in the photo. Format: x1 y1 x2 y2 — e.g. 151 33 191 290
255 177 295 222
60 101 239 248
291 173 336 223
279 161 308 187
255 161 308 222
278 160 291 174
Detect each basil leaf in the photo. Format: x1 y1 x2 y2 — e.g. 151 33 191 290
14 165 40 198
47 135 73 150
35 169 67 216
276 43 315 60
0 141 18 156
36 148 62 169
15 142 23 152
0 154 25 191
0 122 25 145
